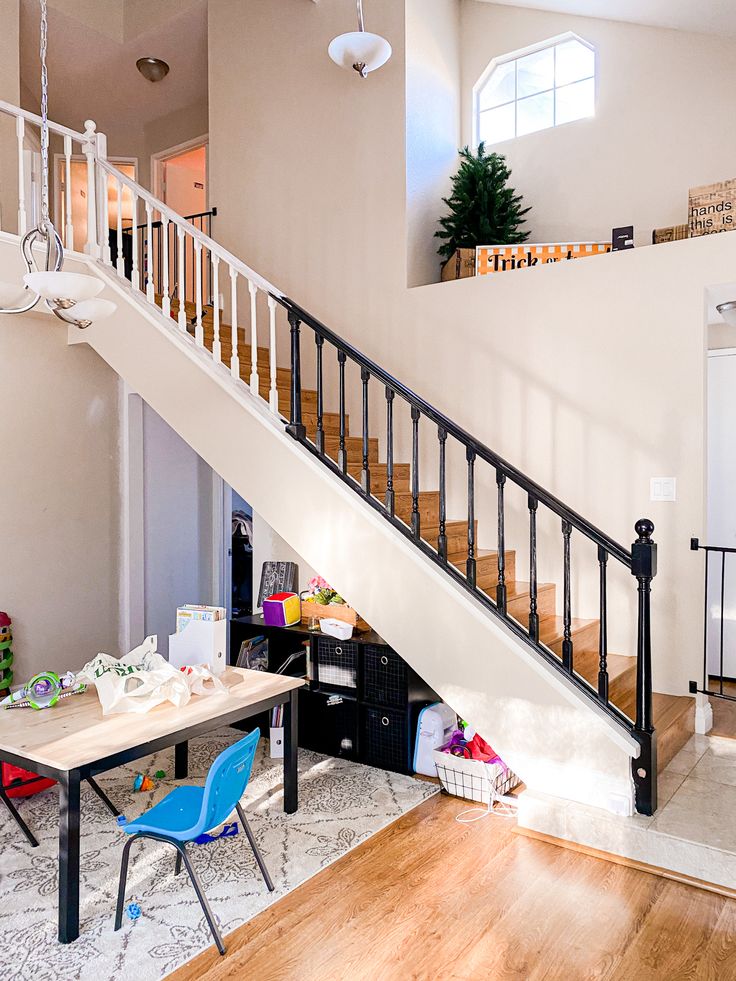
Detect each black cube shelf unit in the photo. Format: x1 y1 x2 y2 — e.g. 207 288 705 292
230 616 439 776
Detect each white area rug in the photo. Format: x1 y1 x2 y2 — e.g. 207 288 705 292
0 727 438 980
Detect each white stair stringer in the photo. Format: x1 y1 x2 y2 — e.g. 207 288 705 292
0 235 639 815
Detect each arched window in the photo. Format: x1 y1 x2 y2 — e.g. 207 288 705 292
474 33 595 146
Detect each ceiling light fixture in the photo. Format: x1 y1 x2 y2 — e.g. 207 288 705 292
328 0 391 79
0 0 116 329
717 301 736 327
136 57 170 83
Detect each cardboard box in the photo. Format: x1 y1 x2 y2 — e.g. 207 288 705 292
441 248 476 282
689 179 736 237
652 224 689 245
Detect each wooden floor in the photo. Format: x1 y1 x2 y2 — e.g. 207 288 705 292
170 793 736 981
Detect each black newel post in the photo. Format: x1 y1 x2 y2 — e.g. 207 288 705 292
286 310 306 440
631 518 658 816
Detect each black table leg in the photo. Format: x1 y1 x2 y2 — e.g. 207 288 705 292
175 741 189 780
283 689 298 814
58 770 81 943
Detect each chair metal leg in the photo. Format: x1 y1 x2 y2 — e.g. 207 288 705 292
86 775 120 818
236 802 274 892
114 834 137 931
0 785 39 848
175 849 182 876
178 843 226 956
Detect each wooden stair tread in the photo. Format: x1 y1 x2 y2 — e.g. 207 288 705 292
538 615 597 646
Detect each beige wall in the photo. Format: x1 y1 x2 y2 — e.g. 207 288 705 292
0 292 120 679
406 0 460 286
206 0 736 697
460 2 736 246
0 0 20 234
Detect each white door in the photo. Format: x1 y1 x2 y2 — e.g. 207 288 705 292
707 350 736 679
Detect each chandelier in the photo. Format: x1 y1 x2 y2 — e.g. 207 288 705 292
0 0 116 328
328 0 392 79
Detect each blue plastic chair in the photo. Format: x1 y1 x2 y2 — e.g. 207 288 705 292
114 729 273 954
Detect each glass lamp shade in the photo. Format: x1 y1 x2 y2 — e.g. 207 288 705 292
328 31 392 76
23 271 104 303
60 298 117 327
717 301 736 327
0 280 30 307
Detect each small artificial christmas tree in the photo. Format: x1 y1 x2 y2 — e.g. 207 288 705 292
435 143 531 262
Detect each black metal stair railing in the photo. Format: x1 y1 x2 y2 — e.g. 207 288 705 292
278 297 658 816
118 207 218 303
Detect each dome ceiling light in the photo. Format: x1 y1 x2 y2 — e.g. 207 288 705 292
0 0 116 329
328 0 392 79
136 57 170 83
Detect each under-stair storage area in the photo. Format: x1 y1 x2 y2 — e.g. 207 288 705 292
231 617 440 776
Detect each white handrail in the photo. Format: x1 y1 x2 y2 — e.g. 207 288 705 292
95 157 284 300
0 99 87 144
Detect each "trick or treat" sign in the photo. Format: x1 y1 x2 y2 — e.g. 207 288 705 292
476 242 611 275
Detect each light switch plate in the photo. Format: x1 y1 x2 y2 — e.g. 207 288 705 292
650 477 676 502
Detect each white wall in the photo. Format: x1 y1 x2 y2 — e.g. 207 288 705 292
0 0 19 234
142 403 215 656
459 2 736 246
206 0 736 698
252 512 319 610
0 294 120 678
406 0 461 286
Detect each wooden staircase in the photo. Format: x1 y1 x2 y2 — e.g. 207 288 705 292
177 301 693 782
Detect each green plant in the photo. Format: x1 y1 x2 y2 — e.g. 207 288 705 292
435 143 531 261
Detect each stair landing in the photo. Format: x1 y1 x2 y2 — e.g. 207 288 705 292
518 723 736 893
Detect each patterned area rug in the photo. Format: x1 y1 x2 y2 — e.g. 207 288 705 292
0 727 437 980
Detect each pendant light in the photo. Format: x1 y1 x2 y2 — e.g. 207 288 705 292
328 0 392 79
0 0 116 329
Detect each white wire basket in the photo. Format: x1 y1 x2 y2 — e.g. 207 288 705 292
433 749 520 804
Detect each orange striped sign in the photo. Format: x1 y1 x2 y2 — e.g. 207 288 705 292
476 242 611 275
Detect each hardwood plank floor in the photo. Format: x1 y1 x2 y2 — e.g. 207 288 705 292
170 793 736 981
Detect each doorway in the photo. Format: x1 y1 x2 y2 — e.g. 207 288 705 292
706 348 736 683
54 155 137 253
152 137 208 217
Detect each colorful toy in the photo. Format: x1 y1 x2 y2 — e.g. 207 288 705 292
133 774 155 792
0 612 13 694
125 902 142 921
154 770 166 780
262 591 301 627
0 670 86 710
116 815 128 827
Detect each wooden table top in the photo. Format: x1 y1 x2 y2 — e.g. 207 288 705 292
0 668 304 772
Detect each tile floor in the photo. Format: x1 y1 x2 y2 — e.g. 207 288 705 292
650 733 736 852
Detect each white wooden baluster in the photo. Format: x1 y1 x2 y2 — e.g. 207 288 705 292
63 134 74 250
268 296 279 413
212 256 221 364
115 179 124 277
249 280 260 395
177 225 187 331
131 192 139 291
15 116 26 235
145 203 155 302
194 240 204 346
230 266 240 379
82 120 98 257
161 216 170 317
95 131 111 265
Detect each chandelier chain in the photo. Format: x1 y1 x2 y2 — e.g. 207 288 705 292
39 0 50 227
